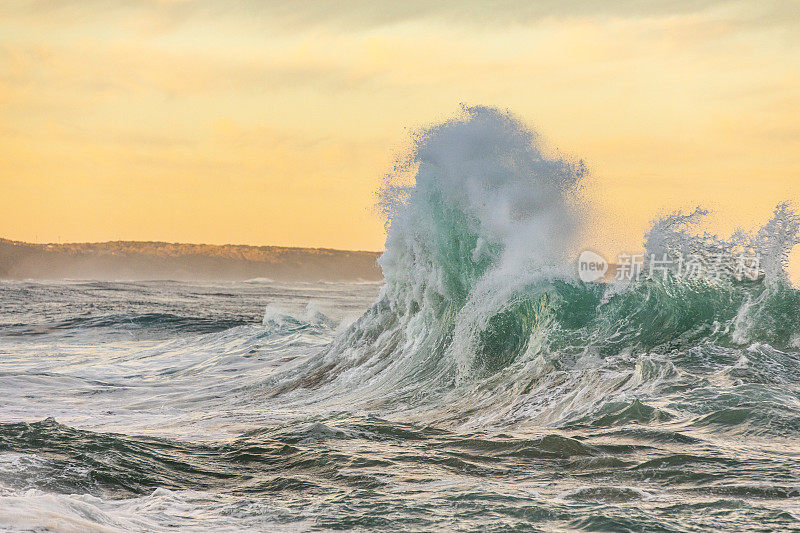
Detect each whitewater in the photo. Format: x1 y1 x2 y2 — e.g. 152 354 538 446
1 107 799 531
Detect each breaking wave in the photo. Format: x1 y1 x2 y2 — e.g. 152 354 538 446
265 106 800 435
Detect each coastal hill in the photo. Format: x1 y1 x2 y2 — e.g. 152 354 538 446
0 239 383 282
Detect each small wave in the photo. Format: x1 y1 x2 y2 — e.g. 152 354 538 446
262 303 337 332
562 486 653 503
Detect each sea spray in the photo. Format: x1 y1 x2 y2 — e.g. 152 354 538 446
375 106 587 378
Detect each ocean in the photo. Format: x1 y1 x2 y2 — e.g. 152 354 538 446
1 107 800 531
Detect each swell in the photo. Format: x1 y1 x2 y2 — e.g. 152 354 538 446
5 417 796 500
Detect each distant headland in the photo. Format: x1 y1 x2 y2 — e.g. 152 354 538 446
0 239 383 282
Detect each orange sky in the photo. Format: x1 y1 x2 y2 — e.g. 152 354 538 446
1 1 799 266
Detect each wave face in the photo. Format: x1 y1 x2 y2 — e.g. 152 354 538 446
2 108 800 531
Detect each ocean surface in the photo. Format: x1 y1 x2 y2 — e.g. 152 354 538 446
2 107 800 531
1 277 800 533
